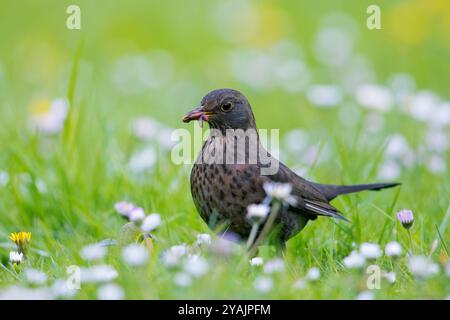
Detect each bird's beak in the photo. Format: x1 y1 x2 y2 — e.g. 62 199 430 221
182 106 211 128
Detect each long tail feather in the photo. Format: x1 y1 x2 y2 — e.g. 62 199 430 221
312 182 401 201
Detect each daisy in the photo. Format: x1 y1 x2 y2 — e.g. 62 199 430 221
360 243 382 259
122 244 149 266
141 213 162 232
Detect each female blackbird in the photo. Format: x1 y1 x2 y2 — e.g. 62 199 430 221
183 89 399 245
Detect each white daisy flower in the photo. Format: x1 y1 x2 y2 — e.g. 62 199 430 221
306 84 343 108
385 241 402 257
161 245 188 267
263 258 285 274
355 84 393 112
356 290 374 300
253 276 273 293
263 182 297 205
122 244 149 266
249 257 264 267
360 243 382 259
128 207 145 222
9 251 23 264
306 267 321 281
141 213 162 232
195 234 212 246
97 283 124 300
24 268 48 285
80 244 107 261
114 201 135 217
29 98 69 134
407 255 439 279
342 250 365 269
184 255 209 278
246 204 270 221
51 279 77 299
382 271 396 283
174 272 193 287
80 265 118 283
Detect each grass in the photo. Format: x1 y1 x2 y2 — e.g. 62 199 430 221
0 0 449 299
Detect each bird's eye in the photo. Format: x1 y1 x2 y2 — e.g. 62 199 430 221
221 102 233 112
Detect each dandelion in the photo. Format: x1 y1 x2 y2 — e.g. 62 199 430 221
408 255 439 279
263 182 297 205
9 251 23 265
195 234 212 246
80 265 118 283
184 255 209 278
306 267 321 281
97 283 124 300
122 244 149 266
174 272 193 287
263 258 285 274
385 241 402 257
396 209 414 253
141 213 162 232
249 257 264 267
9 231 32 255
128 207 145 222
24 268 47 285
253 276 273 293
360 243 382 260
80 244 107 261
342 250 365 269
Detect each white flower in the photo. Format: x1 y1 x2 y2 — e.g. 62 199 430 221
263 258 285 274
24 268 48 285
114 201 135 217
80 244 107 261
356 290 374 300
52 279 77 299
122 244 149 266
196 234 212 246
174 272 193 287
249 257 264 267
29 98 69 134
247 204 270 221
306 85 343 108
377 160 401 180
355 84 393 111
253 276 273 293
360 243 382 259
131 117 160 140
128 147 157 173
306 267 321 281
141 213 162 232
9 251 23 264
293 278 307 290
408 255 439 279
263 182 297 205
0 286 52 300
80 265 118 283
342 250 365 269
97 283 124 300
184 255 209 277
161 245 188 267
128 207 145 222
0 171 9 187
382 271 396 283
385 241 402 257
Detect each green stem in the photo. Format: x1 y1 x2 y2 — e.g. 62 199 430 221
407 229 414 255
246 223 260 249
248 200 282 257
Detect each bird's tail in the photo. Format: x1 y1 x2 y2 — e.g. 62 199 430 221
312 182 401 201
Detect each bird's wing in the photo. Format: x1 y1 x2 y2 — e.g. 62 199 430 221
264 162 350 222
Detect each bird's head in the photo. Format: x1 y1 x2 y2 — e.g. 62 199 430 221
182 89 256 131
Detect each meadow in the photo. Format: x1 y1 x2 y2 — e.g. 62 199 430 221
0 0 449 299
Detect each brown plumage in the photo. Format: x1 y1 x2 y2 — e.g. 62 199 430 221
183 89 400 246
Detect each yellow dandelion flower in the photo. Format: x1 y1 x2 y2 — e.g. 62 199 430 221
9 231 32 252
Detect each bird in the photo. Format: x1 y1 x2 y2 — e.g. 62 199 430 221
182 88 400 248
